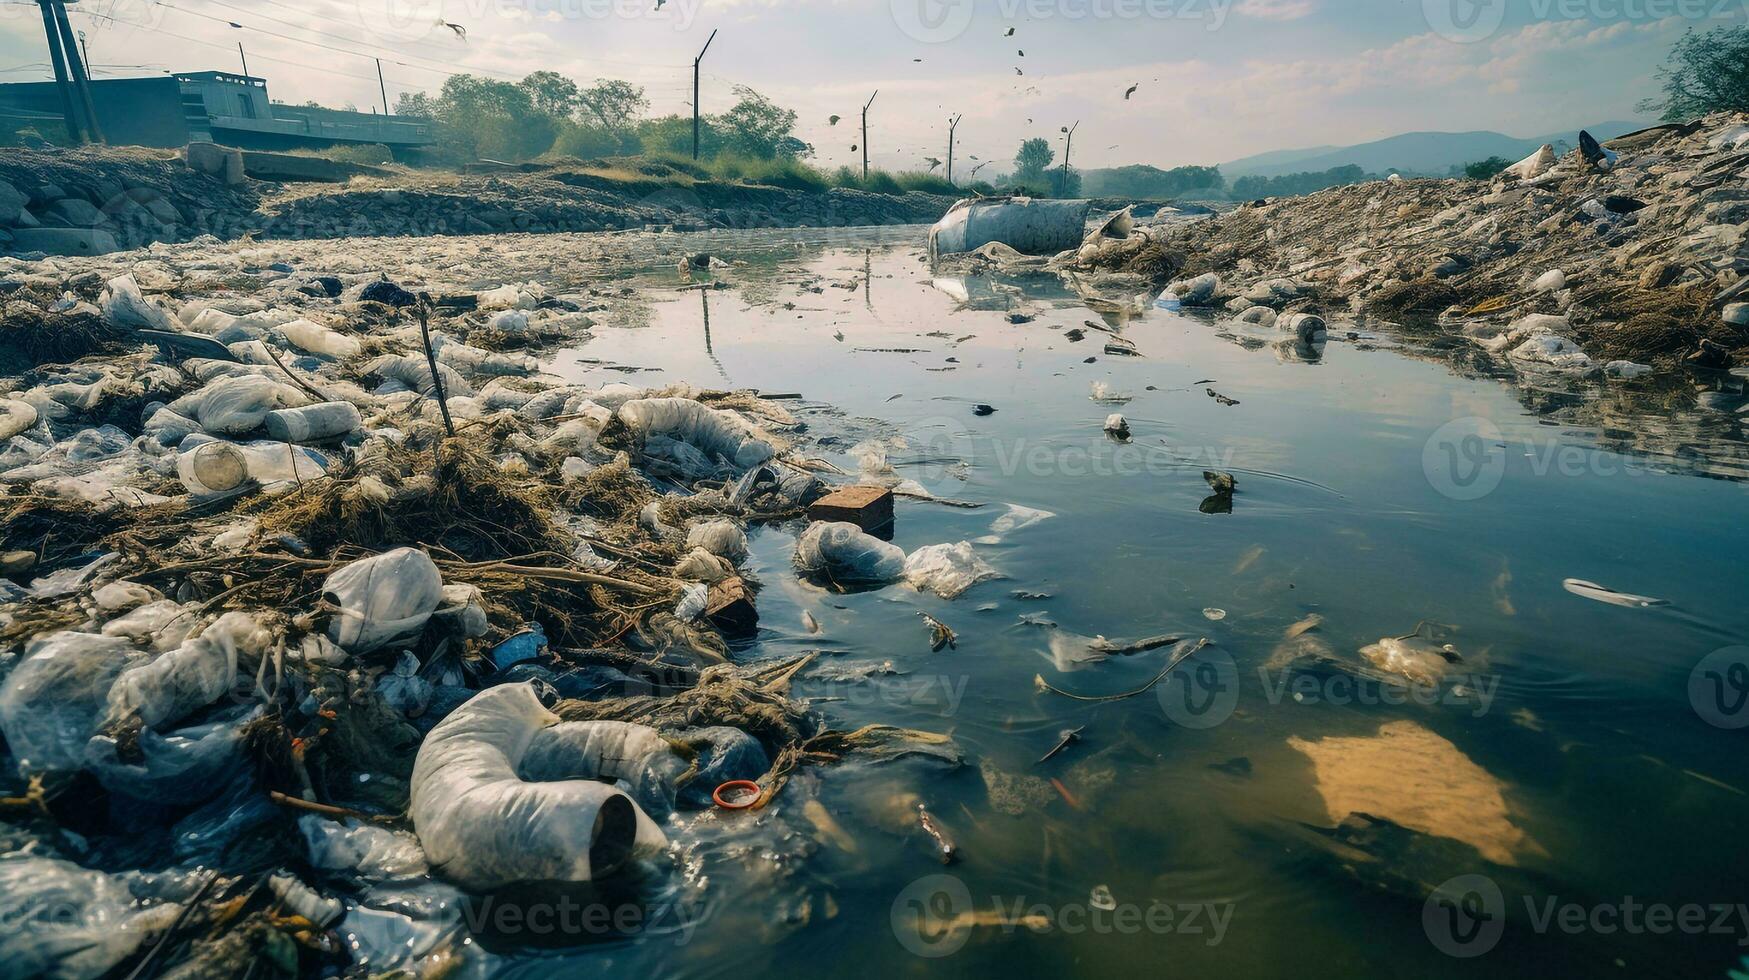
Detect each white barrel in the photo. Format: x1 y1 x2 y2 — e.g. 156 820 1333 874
928 197 1092 258
0 399 38 441
263 402 361 443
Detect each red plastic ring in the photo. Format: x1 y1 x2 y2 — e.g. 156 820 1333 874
712 780 761 810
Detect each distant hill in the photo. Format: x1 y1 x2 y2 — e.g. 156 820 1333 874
1220 122 1645 178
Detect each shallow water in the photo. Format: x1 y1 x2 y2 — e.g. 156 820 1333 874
510 227 1748 976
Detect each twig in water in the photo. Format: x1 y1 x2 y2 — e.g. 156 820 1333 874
1034 638 1210 702
416 293 455 437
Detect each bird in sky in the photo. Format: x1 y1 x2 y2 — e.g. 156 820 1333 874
829 114 840 125
1004 26 1015 35
440 21 467 40
1124 83 1139 100
924 156 942 172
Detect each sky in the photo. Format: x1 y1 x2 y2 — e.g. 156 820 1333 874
2 0 1745 173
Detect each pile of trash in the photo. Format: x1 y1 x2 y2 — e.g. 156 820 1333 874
0 253 960 975
1060 113 1749 375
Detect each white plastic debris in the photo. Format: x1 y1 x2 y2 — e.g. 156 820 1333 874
105 611 269 730
794 521 906 584
685 519 749 564
300 814 429 881
409 684 667 891
263 402 362 443
1165 272 1219 305
903 541 1000 599
1103 413 1130 437
321 548 444 653
0 855 183 979
928 197 1092 258
276 318 361 358
0 631 137 772
0 398 38 441
617 397 774 470
1533 269 1566 293
99 273 174 331
1504 144 1555 181
177 373 309 435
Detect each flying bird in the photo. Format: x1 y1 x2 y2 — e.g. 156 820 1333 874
654 0 665 9
1004 26 1015 35
1124 83 1138 100
440 21 467 39
850 144 858 151
1014 67 1023 75
1018 49 1024 56
829 114 840 125
924 156 942 172
1060 126 1068 133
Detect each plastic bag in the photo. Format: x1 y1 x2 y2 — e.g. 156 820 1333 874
100 599 198 651
793 521 905 584
176 439 331 496
377 651 435 717
0 631 139 772
100 273 174 331
0 855 183 980
903 542 1000 599
323 548 444 653
518 718 687 820
409 684 667 891
364 353 475 398
104 611 269 730
685 519 749 564
617 397 774 471
0 398 37 441
674 726 770 810
301 814 429 881
177 373 308 435
276 318 361 358
85 708 254 804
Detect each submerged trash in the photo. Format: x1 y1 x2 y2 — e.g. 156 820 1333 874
917 803 959 864
1037 725 1084 763
921 612 958 651
928 196 1091 258
1561 578 1669 608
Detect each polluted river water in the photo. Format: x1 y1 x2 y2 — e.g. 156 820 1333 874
506 226 1748 977
3 221 1747 978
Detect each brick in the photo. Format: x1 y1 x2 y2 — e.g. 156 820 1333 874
706 577 757 637
806 484 894 534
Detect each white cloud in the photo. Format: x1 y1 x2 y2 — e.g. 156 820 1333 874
1235 0 1317 21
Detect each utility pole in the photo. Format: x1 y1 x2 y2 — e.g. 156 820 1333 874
51 0 102 143
376 58 390 115
35 0 84 144
860 89 877 181
238 42 250 78
691 28 716 161
77 30 89 80
1061 119 1079 195
946 113 960 185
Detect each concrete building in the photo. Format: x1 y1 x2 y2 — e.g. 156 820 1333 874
0 70 433 154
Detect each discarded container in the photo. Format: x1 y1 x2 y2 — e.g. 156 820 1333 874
322 548 444 653
263 401 362 443
491 622 548 670
928 197 1092 258
409 684 664 890
706 576 758 636
807 484 896 534
794 521 906 584
712 779 761 809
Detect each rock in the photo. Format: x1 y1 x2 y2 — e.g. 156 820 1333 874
1236 305 1277 328
184 142 246 185
1102 413 1130 438
1166 272 1219 306
1533 269 1566 293
29 182 65 204
1724 302 1749 327
1605 360 1652 379
7 226 119 256
44 198 104 227
13 207 38 229
0 180 24 225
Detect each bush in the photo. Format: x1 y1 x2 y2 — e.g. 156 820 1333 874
1463 156 1512 180
893 171 956 195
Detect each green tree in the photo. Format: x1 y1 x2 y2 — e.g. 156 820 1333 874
1462 156 1512 180
717 86 808 160
1013 137 1054 184
431 74 555 161
1640 26 1749 121
519 70 582 120
578 79 649 130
